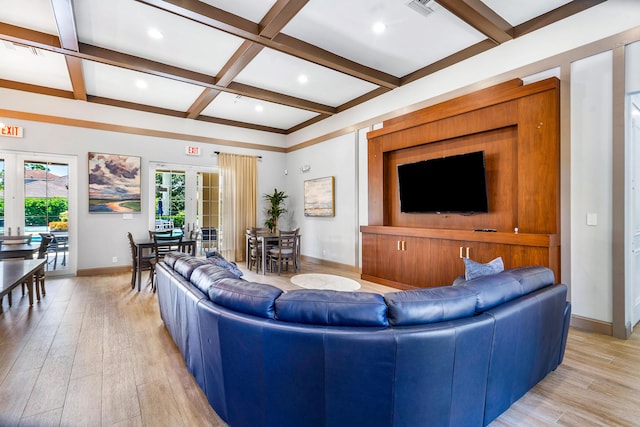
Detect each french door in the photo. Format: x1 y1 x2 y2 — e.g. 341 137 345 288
0 151 77 275
149 162 219 253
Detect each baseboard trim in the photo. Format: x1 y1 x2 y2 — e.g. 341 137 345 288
570 314 613 336
300 255 360 274
77 266 131 276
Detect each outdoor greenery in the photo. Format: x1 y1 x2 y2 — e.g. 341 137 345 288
155 171 186 228
23 197 68 227
264 188 288 232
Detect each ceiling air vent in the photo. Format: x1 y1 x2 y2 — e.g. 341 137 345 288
406 0 437 18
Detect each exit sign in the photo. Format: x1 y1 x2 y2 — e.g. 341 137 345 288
0 124 23 138
185 145 201 156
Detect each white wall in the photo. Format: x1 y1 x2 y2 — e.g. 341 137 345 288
0 116 286 271
570 51 614 322
284 133 359 265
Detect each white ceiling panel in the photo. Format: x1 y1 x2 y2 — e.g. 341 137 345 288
74 0 245 76
0 42 71 90
480 0 573 26
199 0 277 24
201 92 318 130
0 0 57 34
82 60 204 112
235 48 378 107
282 0 485 77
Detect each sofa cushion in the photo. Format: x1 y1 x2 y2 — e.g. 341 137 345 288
384 286 478 326
459 273 523 312
173 257 209 280
205 251 243 278
190 264 239 294
208 278 282 319
163 251 190 268
275 290 388 327
463 256 504 280
503 266 554 295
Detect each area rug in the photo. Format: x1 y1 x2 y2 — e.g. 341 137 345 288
290 273 361 291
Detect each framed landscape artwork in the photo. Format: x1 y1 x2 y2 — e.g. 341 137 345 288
88 152 141 213
304 176 335 217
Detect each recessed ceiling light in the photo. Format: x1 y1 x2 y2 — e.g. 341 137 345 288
148 28 163 40
298 74 308 84
372 22 386 34
136 80 148 89
255 105 264 112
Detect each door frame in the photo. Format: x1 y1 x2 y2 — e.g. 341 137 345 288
0 150 77 276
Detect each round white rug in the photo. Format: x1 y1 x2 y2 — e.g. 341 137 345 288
290 273 361 291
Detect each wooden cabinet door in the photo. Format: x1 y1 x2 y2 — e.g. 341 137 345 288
374 235 430 288
398 236 431 287
430 240 510 286
361 233 379 278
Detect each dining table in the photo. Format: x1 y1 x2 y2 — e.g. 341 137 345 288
0 243 40 261
134 237 197 291
246 232 301 275
0 258 46 308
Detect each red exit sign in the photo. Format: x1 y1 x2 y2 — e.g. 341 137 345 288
185 145 201 156
0 124 23 138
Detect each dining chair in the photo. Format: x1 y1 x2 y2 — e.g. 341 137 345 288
247 228 263 273
267 229 298 275
127 232 155 290
151 233 183 292
149 229 173 239
38 233 59 270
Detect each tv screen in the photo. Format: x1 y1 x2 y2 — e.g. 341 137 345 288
397 151 489 214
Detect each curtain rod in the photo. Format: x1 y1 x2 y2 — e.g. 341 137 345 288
214 151 262 159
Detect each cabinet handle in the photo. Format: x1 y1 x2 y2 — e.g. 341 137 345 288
459 246 463 258
397 241 401 251
401 241 406 251
466 247 470 258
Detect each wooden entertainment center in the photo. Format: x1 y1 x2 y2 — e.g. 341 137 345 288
361 78 560 289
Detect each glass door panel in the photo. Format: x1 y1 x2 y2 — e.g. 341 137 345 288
0 151 76 276
23 161 70 271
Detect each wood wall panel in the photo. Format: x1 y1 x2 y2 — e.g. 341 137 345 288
385 127 517 231
362 77 561 287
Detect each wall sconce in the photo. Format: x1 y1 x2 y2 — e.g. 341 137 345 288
300 164 311 173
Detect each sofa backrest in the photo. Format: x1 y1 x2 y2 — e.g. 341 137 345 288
456 266 554 313
275 289 388 327
208 278 283 319
384 286 478 326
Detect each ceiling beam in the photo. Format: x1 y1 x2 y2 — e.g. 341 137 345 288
186 88 221 119
514 0 607 38
259 0 309 39
65 56 87 100
437 0 512 44
402 39 496 85
0 79 74 99
134 0 400 88
50 0 87 100
188 0 310 119
226 82 336 115
50 0 79 51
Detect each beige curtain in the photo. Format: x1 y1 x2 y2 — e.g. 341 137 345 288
219 153 257 262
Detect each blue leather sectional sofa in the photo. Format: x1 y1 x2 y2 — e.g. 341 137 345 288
155 252 571 427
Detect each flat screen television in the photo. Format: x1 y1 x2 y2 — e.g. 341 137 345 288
397 151 489 214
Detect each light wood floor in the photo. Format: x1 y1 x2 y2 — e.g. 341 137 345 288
1 260 640 426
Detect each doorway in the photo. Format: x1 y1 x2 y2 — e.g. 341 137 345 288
0 151 77 275
149 163 219 255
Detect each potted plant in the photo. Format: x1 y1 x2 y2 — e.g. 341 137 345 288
264 188 288 232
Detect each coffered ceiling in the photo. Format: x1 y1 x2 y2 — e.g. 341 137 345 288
0 0 605 134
